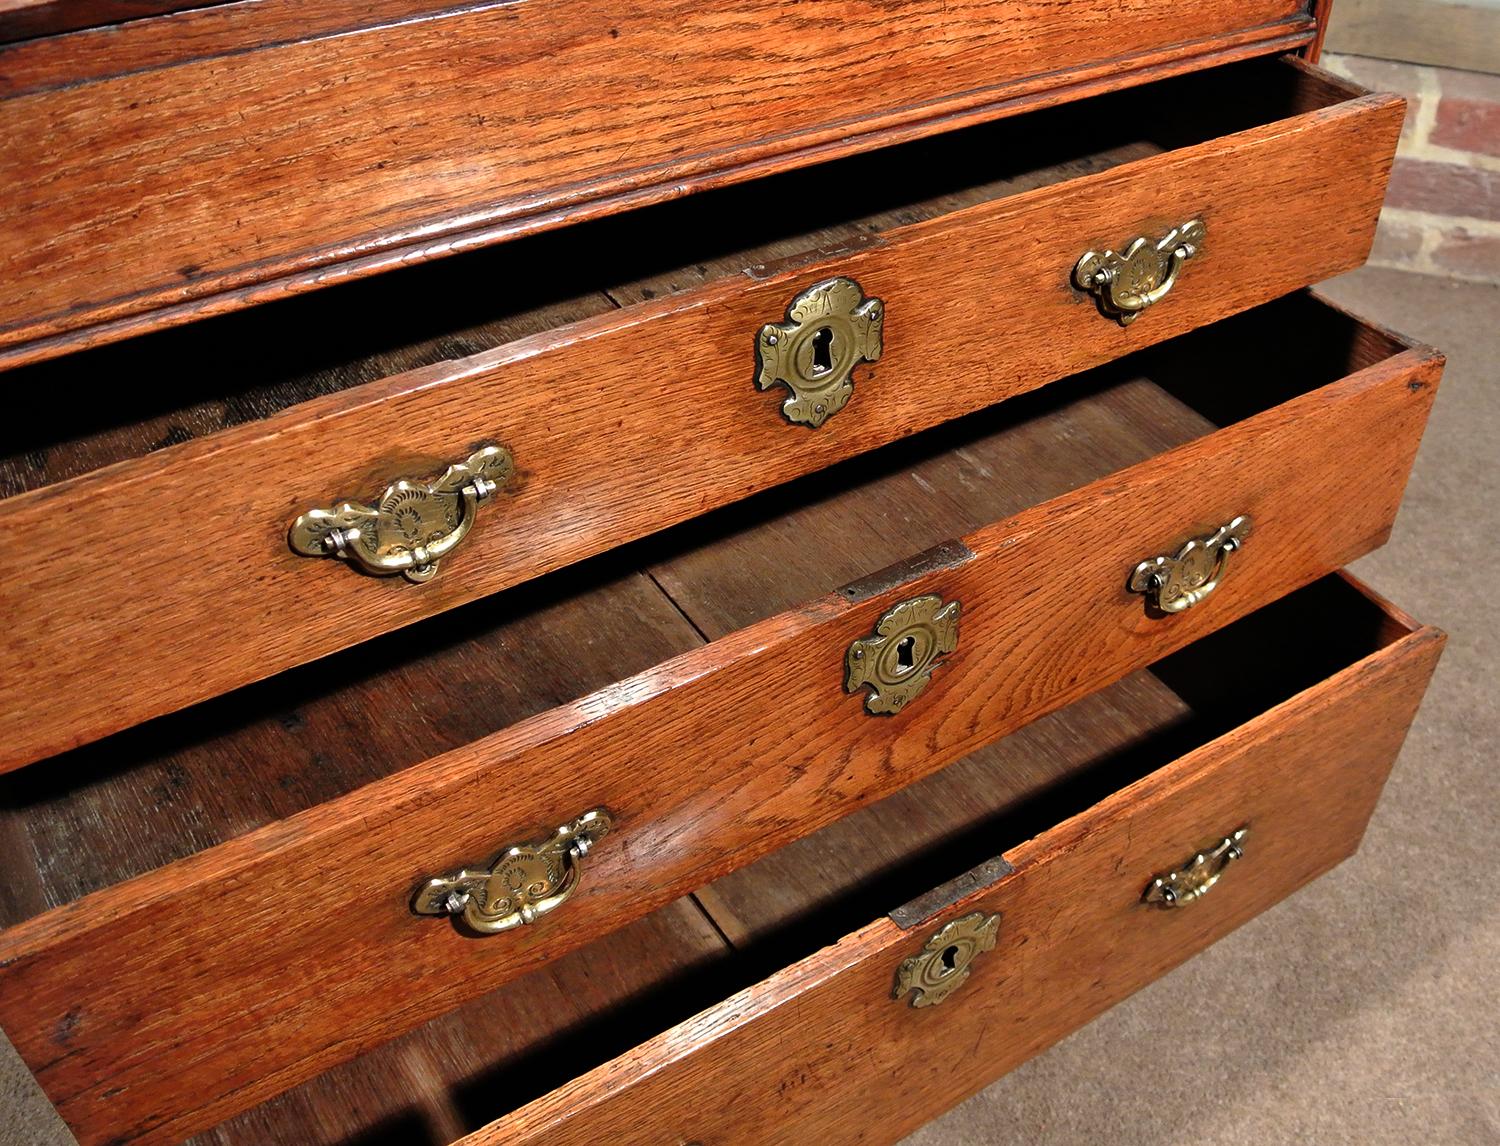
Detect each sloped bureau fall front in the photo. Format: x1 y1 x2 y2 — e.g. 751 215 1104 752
0 2 1443 1144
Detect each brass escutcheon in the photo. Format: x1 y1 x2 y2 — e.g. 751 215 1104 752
1144 827 1249 908
1074 220 1206 325
755 276 883 427
413 809 612 934
288 445 514 584
1129 515 1251 614
845 594 961 715
893 911 1001 1008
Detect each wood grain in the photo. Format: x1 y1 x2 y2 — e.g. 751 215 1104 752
0 298 1441 1144
191 897 731 1146
0 0 463 51
0 0 1314 362
0 62 1403 772
485 599 1445 1146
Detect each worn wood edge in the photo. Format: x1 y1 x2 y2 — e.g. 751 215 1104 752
471 603 1445 1145
0 342 1442 958
0 335 1442 1141
0 20 1315 371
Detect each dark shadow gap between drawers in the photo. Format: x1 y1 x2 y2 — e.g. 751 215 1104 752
0 294 1409 927
187 574 1413 1146
0 56 1352 500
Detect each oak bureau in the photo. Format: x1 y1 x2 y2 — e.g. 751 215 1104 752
0 1 1445 1143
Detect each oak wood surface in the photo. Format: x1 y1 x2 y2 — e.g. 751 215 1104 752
0 0 1313 362
0 62 1402 773
189 576 1443 1144
190 897 731 1146
0 297 1442 1144
0 0 463 50
485 598 1445 1145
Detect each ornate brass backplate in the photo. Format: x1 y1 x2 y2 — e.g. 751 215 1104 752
845 594 961 715
1129 515 1251 614
1074 220 1206 325
413 808 612 934
1143 827 1249 908
755 276 883 427
893 911 1001 1008
288 445 514 583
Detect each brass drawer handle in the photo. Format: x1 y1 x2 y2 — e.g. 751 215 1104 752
413 808 612 933
1144 828 1248 908
1074 220 1205 325
756 276 883 428
845 594 961 715
1129 515 1250 614
893 911 1001 1008
288 445 514 584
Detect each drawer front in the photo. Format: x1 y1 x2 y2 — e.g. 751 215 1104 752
0 62 1404 772
0 300 1440 1144
484 587 1445 1145
0 0 1315 361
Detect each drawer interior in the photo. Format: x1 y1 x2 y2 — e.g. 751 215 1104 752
182 573 1424 1145
0 293 1411 927
0 56 1367 501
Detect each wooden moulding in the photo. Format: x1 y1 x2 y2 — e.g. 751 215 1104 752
0 0 1318 362
483 574 1445 1145
0 60 1403 772
0 298 1443 1144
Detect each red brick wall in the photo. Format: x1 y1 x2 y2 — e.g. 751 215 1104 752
1326 54 1500 282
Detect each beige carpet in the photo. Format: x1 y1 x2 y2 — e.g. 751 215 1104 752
3 267 1495 1145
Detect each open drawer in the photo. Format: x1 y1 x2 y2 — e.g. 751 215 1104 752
204 574 1446 1143
0 294 1441 1144
0 57 1404 771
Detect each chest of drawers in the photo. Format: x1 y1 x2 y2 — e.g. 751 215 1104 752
0 2 1444 1143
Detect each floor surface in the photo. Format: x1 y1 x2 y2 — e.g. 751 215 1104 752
3 267 1495 1145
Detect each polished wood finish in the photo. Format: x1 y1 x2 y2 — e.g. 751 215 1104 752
0 297 1441 1144
0 1 1316 363
0 61 1402 773
486 584 1444 1145
192 897 731 1146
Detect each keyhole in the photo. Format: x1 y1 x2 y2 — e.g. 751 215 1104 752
940 945 961 973
811 326 834 375
896 635 916 672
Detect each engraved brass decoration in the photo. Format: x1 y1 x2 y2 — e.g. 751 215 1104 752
893 911 1001 1008
413 808 612 934
1144 827 1249 908
1074 220 1206 325
755 276 883 427
1129 515 1251 614
845 594 961 715
289 445 513 583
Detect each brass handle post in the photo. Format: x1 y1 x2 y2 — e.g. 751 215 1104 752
1074 220 1205 325
1129 515 1250 614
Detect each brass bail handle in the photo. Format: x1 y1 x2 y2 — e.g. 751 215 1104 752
1144 828 1249 908
1074 220 1205 325
1129 515 1250 614
413 809 612 934
288 445 514 584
